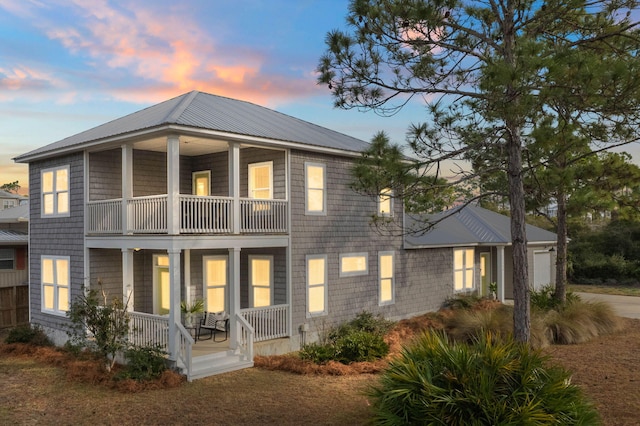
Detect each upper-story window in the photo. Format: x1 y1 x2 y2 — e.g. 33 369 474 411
248 161 273 199
378 188 393 216
41 165 70 217
305 162 326 215
192 170 211 196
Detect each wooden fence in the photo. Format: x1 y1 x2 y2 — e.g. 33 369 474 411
0 285 29 328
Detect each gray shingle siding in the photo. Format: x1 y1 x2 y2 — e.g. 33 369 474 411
240 148 286 199
289 150 446 337
29 153 85 331
89 149 121 201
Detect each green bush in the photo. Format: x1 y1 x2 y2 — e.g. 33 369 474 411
5 324 52 346
530 285 580 312
300 311 392 364
118 345 167 381
368 331 600 425
442 294 484 310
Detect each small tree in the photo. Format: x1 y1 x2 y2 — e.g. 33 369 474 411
67 285 131 372
0 181 20 193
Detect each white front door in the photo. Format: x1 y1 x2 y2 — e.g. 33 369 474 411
203 255 228 313
533 251 552 291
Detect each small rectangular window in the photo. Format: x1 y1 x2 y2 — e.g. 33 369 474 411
340 252 368 277
307 254 327 316
192 170 211 196
378 188 393 216
0 248 15 269
41 255 70 316
41 165 70 217
379 252 395 305
305 162 326 215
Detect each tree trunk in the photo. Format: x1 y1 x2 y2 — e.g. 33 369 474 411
554 191 568 303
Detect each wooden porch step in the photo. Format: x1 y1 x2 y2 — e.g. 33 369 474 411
188 351 254 381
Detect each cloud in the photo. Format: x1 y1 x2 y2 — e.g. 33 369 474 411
0 0 323 107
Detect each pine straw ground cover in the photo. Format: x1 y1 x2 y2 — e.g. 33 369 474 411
1 303 639 425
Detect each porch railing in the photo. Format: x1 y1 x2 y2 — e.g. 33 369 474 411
176 322 194 381
236 313 254 362
240 304 289 342
87 195 288 234
127 311 169 352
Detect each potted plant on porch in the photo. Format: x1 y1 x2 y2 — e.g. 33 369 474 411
180 299 205 327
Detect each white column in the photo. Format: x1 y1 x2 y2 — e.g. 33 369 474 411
122 249 135 311
497 246 506 302
184 249 191 303
167 248 182 361
229 142 240 234
167 135 180 235
122 144 133 235
229 247 241 348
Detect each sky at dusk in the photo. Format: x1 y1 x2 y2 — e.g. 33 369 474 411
0 0 431 193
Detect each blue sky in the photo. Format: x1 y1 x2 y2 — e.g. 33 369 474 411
0 0 427 191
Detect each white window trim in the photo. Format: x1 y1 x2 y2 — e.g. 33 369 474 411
306 254 328 317
454 248 475 292
41 165 70 218
203 255 228 313
339 252 369 277
378 188 393 217
248 161 273 199
378 251 395 306
0 248 15 270
192 170 211 196
249 255 274 308
304 162 326 215
41 255 70 316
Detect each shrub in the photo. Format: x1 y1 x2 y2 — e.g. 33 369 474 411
442 294 484 310
333 330 388 364
299 342 336 364
118 345 167 381
530 285 580 311
5 324 52 346
368 331 600 425
544 300 622 345
444 303 513 343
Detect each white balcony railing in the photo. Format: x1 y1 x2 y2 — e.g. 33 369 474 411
128 311 169 352
87 195 288 235
240 304 289 342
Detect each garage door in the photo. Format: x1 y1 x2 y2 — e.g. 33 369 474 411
533 251 551 291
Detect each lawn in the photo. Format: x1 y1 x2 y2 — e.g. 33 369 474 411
569 283 640 297
2 318 640 425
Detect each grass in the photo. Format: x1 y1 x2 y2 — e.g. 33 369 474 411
569 283 640 297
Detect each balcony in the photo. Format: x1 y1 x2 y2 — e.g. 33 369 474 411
87 195 288 235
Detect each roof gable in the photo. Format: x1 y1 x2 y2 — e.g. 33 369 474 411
15 91 371 162
404 205 557 248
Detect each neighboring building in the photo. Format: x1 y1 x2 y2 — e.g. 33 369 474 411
14 91 556 380
0 203 29 328
0 189 27 211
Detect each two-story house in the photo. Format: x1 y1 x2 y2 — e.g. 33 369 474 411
14 91 556 380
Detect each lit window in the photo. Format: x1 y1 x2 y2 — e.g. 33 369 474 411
204 256 227 313
0 248 15 269
192 171 211 196
340 252 368 277
305 162 326 214
379 252 394 305
454 249 475 291
250 256 273 308
41 166 70 217
378 188 393 216
248 162 273 199
41 256 70 315
153 255 170 315
307 254 327 316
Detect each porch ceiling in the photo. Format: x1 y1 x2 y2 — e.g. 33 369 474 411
134 135 229 156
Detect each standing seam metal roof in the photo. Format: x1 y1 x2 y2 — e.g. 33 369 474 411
15 91 371 162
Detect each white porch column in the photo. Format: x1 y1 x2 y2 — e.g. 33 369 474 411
497 246 506 303
229 142 240 234
122 144 133 235
229 247 241 347
122 249 135 311
167 135 180 235
184 249 191 303
167 248 182 361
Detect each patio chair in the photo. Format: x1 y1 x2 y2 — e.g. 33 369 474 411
198 311 229 342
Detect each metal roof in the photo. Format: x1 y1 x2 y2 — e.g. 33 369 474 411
15 91 372 162
0 229 28 244
404 204 557 249
0 203 29 223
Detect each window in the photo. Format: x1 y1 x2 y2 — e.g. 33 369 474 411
41 256 70 315
153 255 170 315
378 188 393 216
249 255 273 308
248 161 273 199
3 199 16 209
340 252 368 277
204 256 227 313
305 162 326 214
41 165 70 217
0 248 15 269
454 248 475 291
192 170 211 196
307 254 327 316
379 252 395 305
